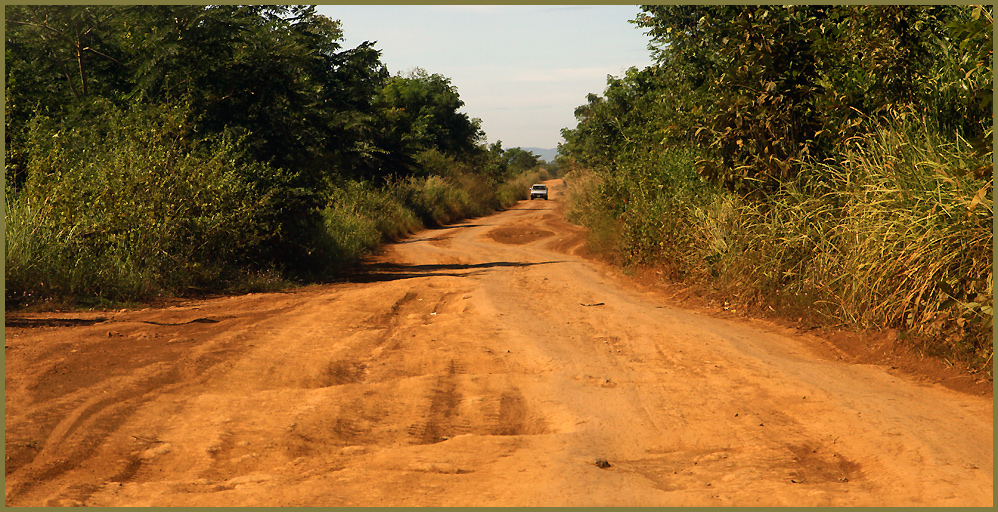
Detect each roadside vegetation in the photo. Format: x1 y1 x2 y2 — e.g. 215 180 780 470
560 6 992 373
4 5 554 309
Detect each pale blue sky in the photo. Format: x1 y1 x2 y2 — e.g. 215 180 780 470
314 4 655 150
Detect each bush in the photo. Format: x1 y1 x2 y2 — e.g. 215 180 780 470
329 180 421 242
5 102 279 306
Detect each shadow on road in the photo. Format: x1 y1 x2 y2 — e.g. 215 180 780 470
341 260 564 284
430 223 483 229
5 317 109 328
395 223 485 244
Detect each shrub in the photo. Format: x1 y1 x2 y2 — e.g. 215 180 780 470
5 102 277 306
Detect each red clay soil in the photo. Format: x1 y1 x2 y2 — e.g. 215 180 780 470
4 179 992 506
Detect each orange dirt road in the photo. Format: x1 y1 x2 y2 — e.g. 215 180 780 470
4 180 993 506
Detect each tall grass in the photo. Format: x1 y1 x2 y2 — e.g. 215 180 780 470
739 115 992 365
566 112 993 371
823 119 991 355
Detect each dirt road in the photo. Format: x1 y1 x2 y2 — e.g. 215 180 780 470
5 180 993 506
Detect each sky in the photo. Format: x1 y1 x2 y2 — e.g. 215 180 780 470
314 4 656 151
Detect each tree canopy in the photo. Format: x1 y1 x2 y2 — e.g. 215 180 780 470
5 5 497 192
562 5 993 192
5 5 521 293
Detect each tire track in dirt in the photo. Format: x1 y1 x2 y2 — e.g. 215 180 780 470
492 390 546 436
304 361 368 389
6 369 178 505
5 327 253 505
5 298 297 505
409 361 466 445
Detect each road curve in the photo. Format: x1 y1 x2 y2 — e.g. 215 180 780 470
4 179 992 506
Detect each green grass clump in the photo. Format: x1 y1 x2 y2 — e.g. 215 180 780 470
821 120 991 358
732 114 993 366
398 175 474 226
329 180 422 242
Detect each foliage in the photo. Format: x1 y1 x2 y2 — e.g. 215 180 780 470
366 68 485 179
5 102 275 305
7 6 384 192
5 5 527 308
624 4 993 193
563 6 993 371
502 147 540 174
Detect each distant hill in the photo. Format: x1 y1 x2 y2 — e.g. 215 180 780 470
518 147 559 163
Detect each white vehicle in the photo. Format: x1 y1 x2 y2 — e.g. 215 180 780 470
529 184 549 200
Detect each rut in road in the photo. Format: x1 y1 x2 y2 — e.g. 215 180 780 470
4 180 992 507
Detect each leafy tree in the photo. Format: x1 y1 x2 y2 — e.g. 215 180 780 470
468 140 509 184
5 5 130 189
123 5 388 188
634 6 828 191
5 5 128 101
366 68 484 178
560 66 676 173
6 5 391 193
503 147 539 173
631 4 993 192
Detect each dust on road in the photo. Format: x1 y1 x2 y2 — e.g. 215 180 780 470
4 180 993 506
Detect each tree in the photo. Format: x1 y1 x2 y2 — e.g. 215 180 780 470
632 4 993 191
5 5 131 189
503 147 539 173
560 66 674 173
365 68 484 178
5 5 392 194
5 5 128 100
634 6 828 191
124 5 388 184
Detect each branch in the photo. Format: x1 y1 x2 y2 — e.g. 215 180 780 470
82 46 123 66
77 40 88 97
81 10 119 38
54 59 81 99
6 19 76 46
